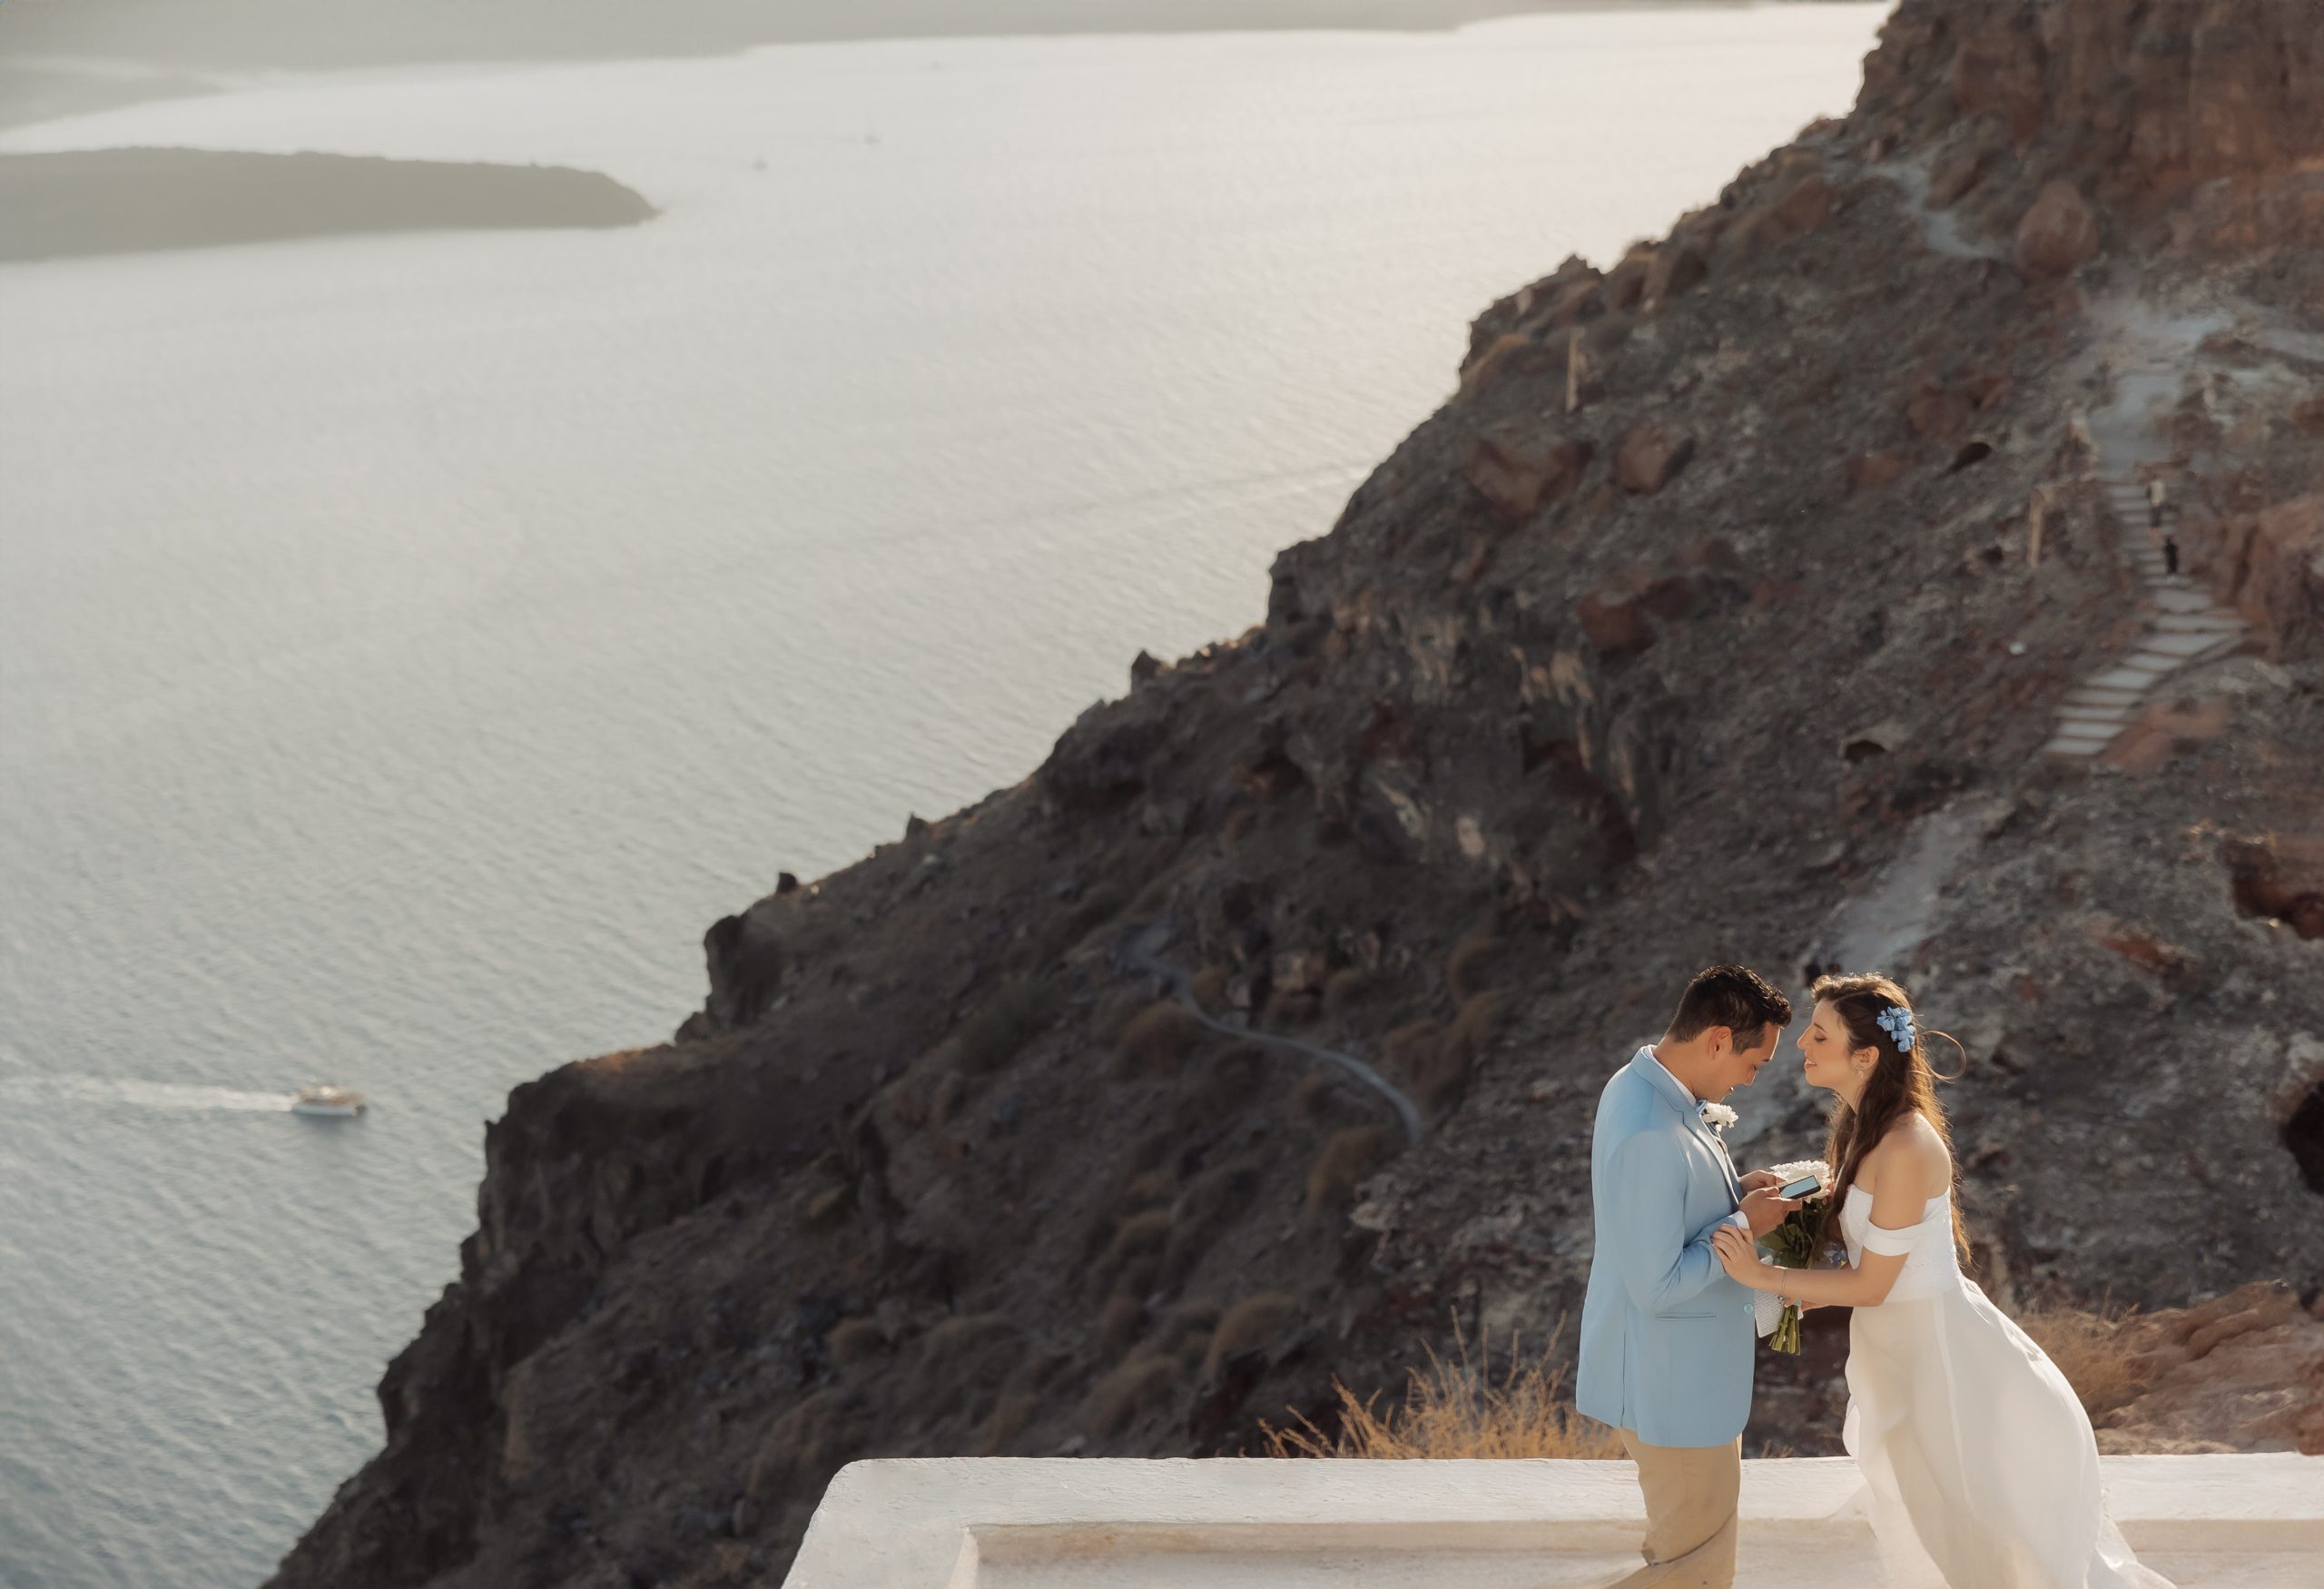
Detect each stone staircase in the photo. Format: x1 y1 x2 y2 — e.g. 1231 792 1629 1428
2042 469 2251 761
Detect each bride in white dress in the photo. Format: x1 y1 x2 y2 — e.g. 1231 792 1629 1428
1711 972 2173 1589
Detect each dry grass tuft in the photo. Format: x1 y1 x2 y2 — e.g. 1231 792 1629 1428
745 1389 853 1500
1204 1292 1302 1378
1264 987 1322 1027
1084 1352 1183 1436
1382 1018 1443 1077
1120 1168 1177 1209
1306 1123 1390 1212
1098 1291 1147 1353
2017 1295 2158 1418
1257 1317 1620 1460
907 1313 1020 1418
1445 928 1506 1002
1102 1208 1176 1268
825 1317 889 1367
1421 990 1511 1108
1120 1000 1202 1074
953 978 1059 1073
979 1390 1042 1456
1093 985 1148 1045
1189 963 1231 1014
1322 965 1373 1020
800 1184 853 1231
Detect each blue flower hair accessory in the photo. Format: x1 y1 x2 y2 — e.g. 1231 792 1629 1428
1876 1003 1916 1052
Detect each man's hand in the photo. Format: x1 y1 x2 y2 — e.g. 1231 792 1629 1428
1739 1185 1803 1238
1738 1169 1783 1193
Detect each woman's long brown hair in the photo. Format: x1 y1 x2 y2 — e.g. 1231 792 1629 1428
1811 972 1971 1266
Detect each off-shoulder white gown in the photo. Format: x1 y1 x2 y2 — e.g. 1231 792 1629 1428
1837 1184 2175 1588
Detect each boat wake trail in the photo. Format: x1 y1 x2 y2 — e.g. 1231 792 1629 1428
0 1073 296 1112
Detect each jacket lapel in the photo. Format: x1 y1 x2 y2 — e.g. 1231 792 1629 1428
1632 1048 1741 1200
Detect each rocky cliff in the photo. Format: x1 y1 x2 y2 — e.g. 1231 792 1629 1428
267 5 2324 1586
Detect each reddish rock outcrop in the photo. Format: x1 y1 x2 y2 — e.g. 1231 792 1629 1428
1461 426 1590 525
2211 494 2324 658
2014 180 2101 278
1613 419 1693 495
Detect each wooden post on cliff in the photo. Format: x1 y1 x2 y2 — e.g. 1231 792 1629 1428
1565 326 1584 413
2027 484 2049 569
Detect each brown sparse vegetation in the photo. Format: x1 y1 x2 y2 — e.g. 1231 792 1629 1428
1189 963 1230 1013
1381 1017 1443 1080
1322 965 1373 1020
906 1313 1019 1419
1101 1208 1175 1270
1204 1292 1301 1378
1445 927 1505 1002
1119 1000 1201 1074
2016 1294 2159 1419
1418 989 1510 1108
824 1317 888 1367
979 1390 1040 1456
1305 1123 1390 1212
1257 1318 1620 1460
1083 1352 1182 1436
1098 1291 1147 1352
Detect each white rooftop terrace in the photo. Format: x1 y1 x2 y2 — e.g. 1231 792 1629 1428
783 1454 2321 1586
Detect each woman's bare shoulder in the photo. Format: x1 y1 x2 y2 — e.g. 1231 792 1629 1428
1866 1113 1952 1189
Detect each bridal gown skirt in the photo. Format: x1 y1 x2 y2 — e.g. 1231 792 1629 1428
1840 1276 2175 1589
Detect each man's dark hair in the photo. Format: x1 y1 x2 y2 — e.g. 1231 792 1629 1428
1667 964 1793 1047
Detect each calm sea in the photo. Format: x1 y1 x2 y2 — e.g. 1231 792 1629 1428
0 11 1883 1584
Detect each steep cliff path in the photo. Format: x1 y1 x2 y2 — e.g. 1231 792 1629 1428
2043 300 2257 761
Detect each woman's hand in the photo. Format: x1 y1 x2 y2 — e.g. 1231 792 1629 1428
1713 1225 1772 1288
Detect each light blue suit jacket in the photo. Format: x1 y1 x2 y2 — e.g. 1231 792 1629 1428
1575 1047 1758 1446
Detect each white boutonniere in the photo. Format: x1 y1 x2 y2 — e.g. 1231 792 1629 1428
1699 1101 1738 1133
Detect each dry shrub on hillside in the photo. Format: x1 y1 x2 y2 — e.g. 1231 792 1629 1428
1093 985 1148 1045
1102 1208 1176 1271
825 1317 888 1367
1291 1071 1332 1118
1306 1123 1390 1212
744 1388 855 1504
979 1390 1040 1456
1189 963 1231 1014
1323 965 1372 1020
1445 927 1505 1002
906 1313 1020 1419
800 1183 852 1231
1120 1000 1201 1074
953 978 1059 1073
1120 1167 1177 1209
1204 1292 1301 1378
2017 1295 2157 1418
1257 1318 1620 1460
1084 1352 1182 1436
1382 1018 1443 1079
1165 1299 1225 1367
1098 1291 1146 1353
1422 990 1511 1108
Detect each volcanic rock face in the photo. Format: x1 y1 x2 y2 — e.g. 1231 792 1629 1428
267 5 2324 1588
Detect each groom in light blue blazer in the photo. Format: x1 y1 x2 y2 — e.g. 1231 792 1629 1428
1578 964 1797 1587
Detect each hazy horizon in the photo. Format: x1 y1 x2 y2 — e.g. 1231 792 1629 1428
0 0 1876 127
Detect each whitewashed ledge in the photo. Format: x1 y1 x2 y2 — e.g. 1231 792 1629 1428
781 1455 2323 1587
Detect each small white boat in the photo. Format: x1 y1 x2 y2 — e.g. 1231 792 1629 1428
291 1083 367 1117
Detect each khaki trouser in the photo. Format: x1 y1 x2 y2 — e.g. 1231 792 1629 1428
1608 1428 1740 1588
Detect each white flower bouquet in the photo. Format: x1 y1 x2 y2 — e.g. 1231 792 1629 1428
1757 1159 1830 1354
